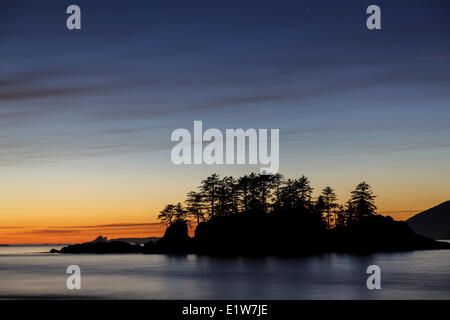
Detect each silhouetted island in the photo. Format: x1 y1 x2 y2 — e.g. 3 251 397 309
53 173 450 255
56 235 142 254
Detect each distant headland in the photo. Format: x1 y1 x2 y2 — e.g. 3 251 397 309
407 201 450 240
53 173 450 255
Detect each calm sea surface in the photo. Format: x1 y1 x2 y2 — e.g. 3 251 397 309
0 244 449 299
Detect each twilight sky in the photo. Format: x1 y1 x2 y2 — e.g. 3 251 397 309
0 0 449 243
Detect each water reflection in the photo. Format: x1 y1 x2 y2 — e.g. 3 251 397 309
0 246 449 299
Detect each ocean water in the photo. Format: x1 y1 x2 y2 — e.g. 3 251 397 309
0 244 449 299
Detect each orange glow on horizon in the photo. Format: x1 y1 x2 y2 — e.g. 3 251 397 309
0 210 422 244
0 223 165 245
1 167 448 244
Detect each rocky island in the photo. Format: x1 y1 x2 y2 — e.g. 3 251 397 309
51 173 450 256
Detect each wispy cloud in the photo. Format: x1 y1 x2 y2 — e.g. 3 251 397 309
3 223 165 238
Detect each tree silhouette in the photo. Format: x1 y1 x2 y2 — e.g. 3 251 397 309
237 175 251 213
277 178 296 212
200 174 220 217
146 173 450 257
269 173 284 213
185 191 205 224
350 182 377 220
296 175 313 209
314 195 326 220
157 173 378 232
277 175 313 214
158 204 176 226
247 172 263 213
258 174 282 214
345 200 356 225
321 186 338 229
216 176 236 216
173 202 188 223
334 204 347 228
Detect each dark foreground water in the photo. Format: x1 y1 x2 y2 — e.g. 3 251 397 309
0 244 449 299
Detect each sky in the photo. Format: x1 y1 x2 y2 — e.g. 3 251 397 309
0 0 449 243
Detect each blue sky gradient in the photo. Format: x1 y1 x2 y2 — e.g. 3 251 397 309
0 0 449 236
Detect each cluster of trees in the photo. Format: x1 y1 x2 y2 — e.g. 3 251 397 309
158 173 377 229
